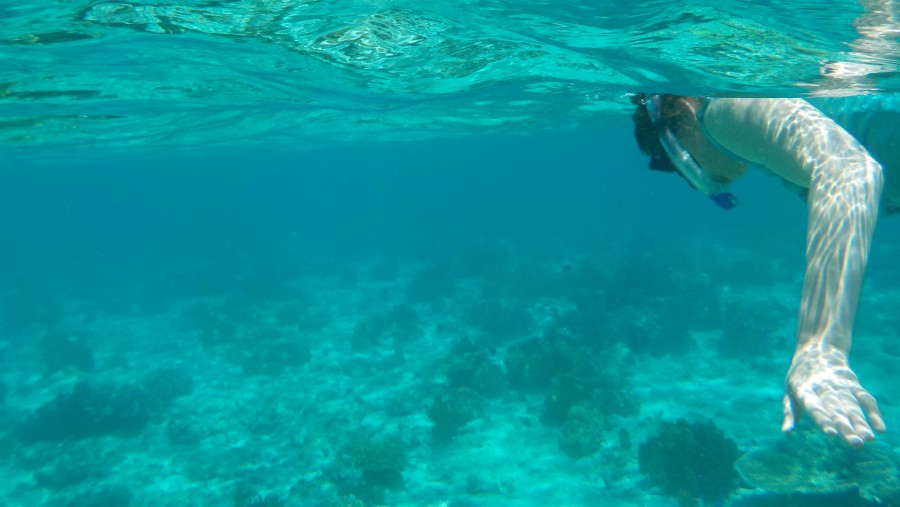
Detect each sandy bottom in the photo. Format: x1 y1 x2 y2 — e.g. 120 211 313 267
1 250 898 507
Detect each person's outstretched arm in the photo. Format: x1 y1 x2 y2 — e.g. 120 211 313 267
785 104 885 446
702 98 885 446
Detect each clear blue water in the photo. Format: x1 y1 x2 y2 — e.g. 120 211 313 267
2 0 898 155
1 1 900 507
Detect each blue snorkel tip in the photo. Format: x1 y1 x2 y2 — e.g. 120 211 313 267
644 95 740 210
710 192 739 210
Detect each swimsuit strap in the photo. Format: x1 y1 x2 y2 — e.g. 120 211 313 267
696 97 810 202
694 97 764 171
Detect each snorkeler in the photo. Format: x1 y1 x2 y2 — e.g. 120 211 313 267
631 94 900 447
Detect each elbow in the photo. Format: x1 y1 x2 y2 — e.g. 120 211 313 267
870 158 884 200
860 155 884 209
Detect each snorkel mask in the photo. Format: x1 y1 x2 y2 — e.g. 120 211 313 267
643 95 738 210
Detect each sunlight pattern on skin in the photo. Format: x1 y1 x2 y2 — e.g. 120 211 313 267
772 100 884 446
700 98 886 446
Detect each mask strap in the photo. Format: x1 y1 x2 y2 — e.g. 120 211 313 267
644 95 738 210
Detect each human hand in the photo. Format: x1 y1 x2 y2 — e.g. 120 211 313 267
782 345 885 447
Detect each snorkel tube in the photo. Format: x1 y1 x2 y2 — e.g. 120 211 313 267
644 95 738 210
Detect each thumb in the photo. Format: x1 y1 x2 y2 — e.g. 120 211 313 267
782 392 798 433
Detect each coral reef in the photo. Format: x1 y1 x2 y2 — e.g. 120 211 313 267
142 367 194 407
341 435 407 490
16 382 156 443
241 339 311 377
595 374 641 419
549 279 694 357
504 336 639 425
557 243 712 357
505 337 586 391
718 298 786 359
469 361 507 399
541 374 589 426
427 387 485 444
30 442 113 491
554 288 615 349
607 242 711 312
324 434 408 503
442 338 507 399
607 302 693 356
350 315 389 350
463 298 534 346
557 405 605 459
734 432 900 505
638 418 741 504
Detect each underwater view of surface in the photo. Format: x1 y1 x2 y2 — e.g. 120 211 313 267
2 1 900 506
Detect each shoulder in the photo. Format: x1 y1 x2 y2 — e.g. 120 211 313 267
701 98 822 187
812 97 900 211
702 97 900 211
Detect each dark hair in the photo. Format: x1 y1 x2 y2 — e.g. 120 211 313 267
630 94 677 173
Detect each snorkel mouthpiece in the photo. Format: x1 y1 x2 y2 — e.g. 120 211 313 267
643 94 738 210
710 192 739 210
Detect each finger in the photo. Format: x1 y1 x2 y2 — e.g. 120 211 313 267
830 389 874 441
847 409 875 443
841 432 866 448
857 390 886 433
802 392 838 437
782 393 797 433
832 412 866 448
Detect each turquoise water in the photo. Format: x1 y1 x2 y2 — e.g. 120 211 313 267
2 1 900 507
2 0 898 155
